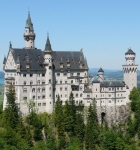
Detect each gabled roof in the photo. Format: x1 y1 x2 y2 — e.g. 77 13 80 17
125 49 135 55
9 48 88 71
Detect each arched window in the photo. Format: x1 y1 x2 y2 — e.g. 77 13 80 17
80 93 83 97
42 80 45 85
37 80 40 85
30 81 33 85
23 81 26 85
37 88 40 92
32 88 35 93
32 96 35 99
71 80 73 83
42 87 45 92
42 95 45 99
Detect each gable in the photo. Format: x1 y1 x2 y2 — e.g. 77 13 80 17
5 51 16 70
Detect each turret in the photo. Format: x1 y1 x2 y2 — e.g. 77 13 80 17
24 12 36 49
122 48 138 91
44 34 53 113
125 48 135 65
98 68 104 81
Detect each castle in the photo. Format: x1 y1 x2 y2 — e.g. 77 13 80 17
3 13 138 123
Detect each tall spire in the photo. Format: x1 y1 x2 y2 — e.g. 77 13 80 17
24 11 36 49
45 33 52 51
25 11 34 31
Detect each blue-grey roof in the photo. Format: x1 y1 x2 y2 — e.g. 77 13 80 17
100 81 125 87
25 12 34 31
44 36 52 51
98 67 104 72
10 48 88 71
125 49 135 55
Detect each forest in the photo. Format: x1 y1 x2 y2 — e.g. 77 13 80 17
0 85 140 150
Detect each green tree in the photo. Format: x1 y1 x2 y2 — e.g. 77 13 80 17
64 92 76 136
85 100 99 150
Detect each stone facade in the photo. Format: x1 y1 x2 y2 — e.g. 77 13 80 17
3 13 138 124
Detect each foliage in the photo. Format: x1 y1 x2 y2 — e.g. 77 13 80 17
1 86 140 149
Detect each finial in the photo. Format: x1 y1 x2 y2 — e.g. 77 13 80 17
28 7 30 14
47 32 49 38
9 41 12 49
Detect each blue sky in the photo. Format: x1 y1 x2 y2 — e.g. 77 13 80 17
0 0 140 70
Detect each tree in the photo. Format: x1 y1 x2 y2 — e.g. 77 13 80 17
85 100 99 150
3 84 19 129
64 92 76 136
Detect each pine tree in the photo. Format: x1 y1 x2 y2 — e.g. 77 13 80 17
85 100 99 150
64 92 76 136
3 84 19 129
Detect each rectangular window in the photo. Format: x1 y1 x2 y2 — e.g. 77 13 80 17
23 74 26 77
42 74 45 77
77 73 80 76
43 103 46 106
30 74 33 77
38 103 41 106
63 73 67 76
57 73 60 76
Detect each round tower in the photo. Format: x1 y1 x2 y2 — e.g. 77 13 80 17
24 12 36 49
122 48 138 91
98 68 104 81
43 35 54 113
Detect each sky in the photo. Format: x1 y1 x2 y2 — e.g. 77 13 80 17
0 0 140 70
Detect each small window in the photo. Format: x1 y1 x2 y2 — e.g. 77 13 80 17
42 88 45 92
80 93 82 97
77 73 80 76
42 74 45 77
76 94 78 97
30 81 33 85
60 87 62 91
37 88 40 92
33 96 35 99
60 80 62 84
65 80 67 84
42 95 45 99
109 88 111 91
23 81 26 85
50 94 51 97
57 73 60 76
63 73 67 76
23 74 26 77
32 88 35 92
37 80 40 85
43 103 46 106
38 103 41 106
30 74 33 77
49 79 51 83
65 87 67 91
38 96 41 99
71 80 73 83
42 81 45 85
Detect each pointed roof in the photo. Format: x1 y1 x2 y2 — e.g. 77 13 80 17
125 48 135 55
25 12 34 31
3 56 6 64
44 35 52 51
98 67 104 72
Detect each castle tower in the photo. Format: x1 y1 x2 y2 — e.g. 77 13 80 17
43 35 54 113
122 48 138 91
24 12 36 49
98 68 104 81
